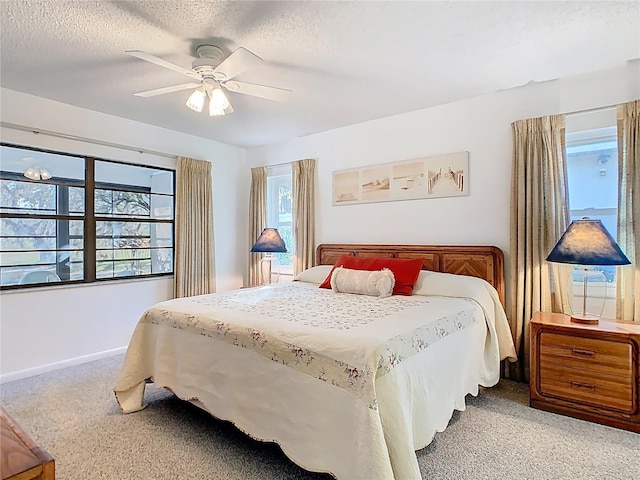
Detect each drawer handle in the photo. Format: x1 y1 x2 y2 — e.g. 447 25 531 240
571 348 595 357
571 381 595 391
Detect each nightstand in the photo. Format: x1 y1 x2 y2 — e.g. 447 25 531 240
530 312 640 433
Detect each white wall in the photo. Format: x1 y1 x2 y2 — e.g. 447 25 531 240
2 61 638 382
246 61 640 307
0 88 248 382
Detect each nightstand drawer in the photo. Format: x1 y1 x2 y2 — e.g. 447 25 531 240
540 332 633 376
539 363 634 413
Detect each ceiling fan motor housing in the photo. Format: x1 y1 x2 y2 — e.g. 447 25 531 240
192 45 226 79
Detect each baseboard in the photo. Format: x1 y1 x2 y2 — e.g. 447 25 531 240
0 346 127 384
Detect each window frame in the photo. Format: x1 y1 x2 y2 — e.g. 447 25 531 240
0 142 175 290
565 128 618 238
266 169 294 275
564 127 619 298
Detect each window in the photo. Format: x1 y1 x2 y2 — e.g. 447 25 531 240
0 144 174 289
565 125 618 284
267 166 293 275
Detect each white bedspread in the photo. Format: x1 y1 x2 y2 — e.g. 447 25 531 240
115 271 516 480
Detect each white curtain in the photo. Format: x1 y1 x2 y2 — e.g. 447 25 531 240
248 167 267 286
616 99 640 321
292 159 317 276
509 115 571 381
174 157 216 298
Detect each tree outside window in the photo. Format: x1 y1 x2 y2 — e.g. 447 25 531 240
0 144 174 289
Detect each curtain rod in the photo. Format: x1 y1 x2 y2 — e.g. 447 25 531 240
251 161 291 171
0 122 177 160
266 160 292 168
263 158 315 169
566 104 616 116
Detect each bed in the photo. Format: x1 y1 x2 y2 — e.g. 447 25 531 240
114 244 516 480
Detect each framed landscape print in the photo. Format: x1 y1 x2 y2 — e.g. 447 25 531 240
332 151 469 206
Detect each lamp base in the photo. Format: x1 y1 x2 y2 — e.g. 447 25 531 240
258 255 281 285
568 268 607 326
570 313 600 325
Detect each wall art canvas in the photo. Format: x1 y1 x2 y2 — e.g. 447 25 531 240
332 151 469 206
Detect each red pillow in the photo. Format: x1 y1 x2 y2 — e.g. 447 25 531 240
319 255 423 295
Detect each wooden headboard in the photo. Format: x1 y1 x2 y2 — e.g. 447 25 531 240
316 244 505 307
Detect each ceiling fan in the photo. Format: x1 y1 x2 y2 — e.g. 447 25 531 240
126 45 292 116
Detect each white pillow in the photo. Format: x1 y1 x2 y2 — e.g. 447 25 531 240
330 266 395 298
293 265 334 284
411 270 439 296
412 269 493 299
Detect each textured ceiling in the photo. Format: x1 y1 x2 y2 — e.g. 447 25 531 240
1 1 639 148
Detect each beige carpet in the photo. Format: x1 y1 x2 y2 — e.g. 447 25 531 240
1 355 638 480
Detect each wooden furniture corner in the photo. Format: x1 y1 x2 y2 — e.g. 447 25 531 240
1 406 55 480
529 312 640 433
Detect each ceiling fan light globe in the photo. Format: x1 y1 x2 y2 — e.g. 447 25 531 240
39 169 52 180
209 86 232 116
209 106 226 116
24 167 40 180
211 87 230 109
186 88 206 112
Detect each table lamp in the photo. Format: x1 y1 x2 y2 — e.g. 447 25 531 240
546 218 630 324
250 228 287 285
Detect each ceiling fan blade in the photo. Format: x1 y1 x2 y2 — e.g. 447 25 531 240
213 47 262 81
134 83 201 97
223 81 292 102
126 50 201 80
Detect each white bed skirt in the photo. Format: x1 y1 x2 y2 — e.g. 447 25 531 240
115 317 490 480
